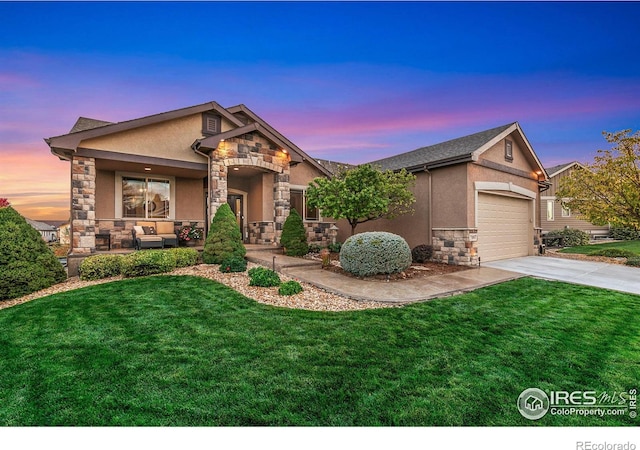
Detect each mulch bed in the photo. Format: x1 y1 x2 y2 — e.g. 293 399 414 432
308 253 470 282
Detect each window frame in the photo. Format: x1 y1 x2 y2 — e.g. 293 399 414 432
290 185 320 222
546 199 555 221
115 172 176 220
505 139 514 162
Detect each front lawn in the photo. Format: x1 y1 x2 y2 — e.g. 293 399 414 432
0 276 638 426
560 240 640 255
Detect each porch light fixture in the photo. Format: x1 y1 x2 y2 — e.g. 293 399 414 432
233 167 239 171
281 149 288 154
144 167 151 171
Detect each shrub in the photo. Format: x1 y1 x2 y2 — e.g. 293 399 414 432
610 226 639 241
279 280 303 296
625 257 640 267
411 244 433 263
308 243 322 254
169 247 199 268
79 254 124 281
248 267 281 287
0 205 66 300
340 232 412 277
219 256 247 273
547 228 590 247
589 248 636 258
280 209 309 256
121 250 177 278
328 242 342 253
203 203 246 264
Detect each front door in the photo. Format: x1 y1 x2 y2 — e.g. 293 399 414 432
227 194 245 241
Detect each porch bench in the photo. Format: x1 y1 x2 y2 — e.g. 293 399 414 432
132 221 178 250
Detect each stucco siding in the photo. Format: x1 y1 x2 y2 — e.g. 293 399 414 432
335 171 431 248
95 170 115 219
431 164 468 228
175 178 204 220
290 160 325 186
80 114 204 164
480 136 534 174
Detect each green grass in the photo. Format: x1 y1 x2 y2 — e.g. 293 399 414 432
0 276 638 426
560 239 640 255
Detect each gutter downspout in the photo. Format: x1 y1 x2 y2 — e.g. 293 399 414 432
192 142 212 235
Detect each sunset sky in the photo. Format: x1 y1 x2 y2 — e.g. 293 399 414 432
1 1 639 220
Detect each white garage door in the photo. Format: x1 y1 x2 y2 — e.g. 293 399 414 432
477 193 531 262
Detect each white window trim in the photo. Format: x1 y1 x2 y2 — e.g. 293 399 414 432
290 184 321 221
547 200 555 221
115 171 176 220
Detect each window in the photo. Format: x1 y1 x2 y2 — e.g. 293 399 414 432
116 173 174 219
546 200 554 221
561 205 571 218
291 188 319 221
505 139 513 161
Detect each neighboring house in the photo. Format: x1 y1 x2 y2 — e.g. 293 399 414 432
337 122 549 265
46 101 332 275
58 222 70 245
26 219 58 242
46 101 549 274
540 161 610 237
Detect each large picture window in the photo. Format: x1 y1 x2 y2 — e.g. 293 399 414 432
117 173 174 219
291 188 319 221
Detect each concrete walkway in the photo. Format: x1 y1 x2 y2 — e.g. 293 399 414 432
245 246 522 303
484 256 640 296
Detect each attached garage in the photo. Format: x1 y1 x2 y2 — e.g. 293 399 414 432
477 192 532 262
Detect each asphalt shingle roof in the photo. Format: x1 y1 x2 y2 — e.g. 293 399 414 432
368 123 516 171
545 162 576 177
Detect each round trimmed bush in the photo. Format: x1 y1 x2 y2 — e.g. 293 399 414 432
411 244 433 263
278 280 303 296
79 254 124 280
340 232 412 277
0 204 66 300
248 267 281 287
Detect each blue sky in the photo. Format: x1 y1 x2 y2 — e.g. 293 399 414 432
1 1 640 219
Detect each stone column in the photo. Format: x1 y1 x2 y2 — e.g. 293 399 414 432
209 159 228 222
273 167 290 243
70 156 96 254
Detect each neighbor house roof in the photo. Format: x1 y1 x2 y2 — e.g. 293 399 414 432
314 159 356 175
545 161 585 178
26 219 57 232
368 122 545 175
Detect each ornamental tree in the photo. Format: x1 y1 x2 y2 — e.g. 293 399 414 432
280 209 309 256
556 129 640 230
306 164 416 236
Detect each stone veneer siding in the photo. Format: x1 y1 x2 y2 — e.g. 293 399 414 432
71 156 96 254
432 228 479 266
249 221 335 246
210 133 291 244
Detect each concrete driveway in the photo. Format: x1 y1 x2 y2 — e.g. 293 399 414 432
484 256 640 295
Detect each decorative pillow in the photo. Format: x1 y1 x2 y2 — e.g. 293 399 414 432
133 225 145 235
142 226 157 235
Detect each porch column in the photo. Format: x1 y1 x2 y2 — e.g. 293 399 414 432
70 156 96 255
209 159 228 222
273 167 290 243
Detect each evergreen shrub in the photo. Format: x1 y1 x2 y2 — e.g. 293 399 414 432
340 232 412 277
280 209 309 256
203 203 246 264
0 204 66 300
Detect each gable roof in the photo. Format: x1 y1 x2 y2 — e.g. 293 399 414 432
46 101 244 156
368 122 545 175
545 161 585 178
26 218 57 232
69 117 114 133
